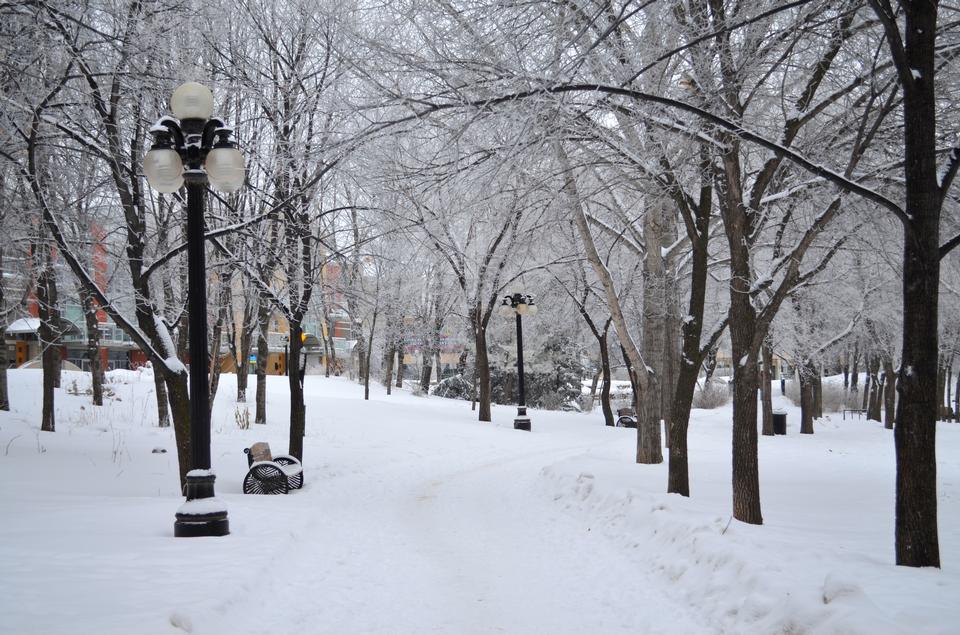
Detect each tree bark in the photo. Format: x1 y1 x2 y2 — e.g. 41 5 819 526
472 303 492 422
876 0 941 567
79 288 104 406
638 195 665 464
37 266 56 433
799 361 814 434
396 342 405 388
883 357 896 429
255 300 270 424
288 321 306 461
599 329 614 427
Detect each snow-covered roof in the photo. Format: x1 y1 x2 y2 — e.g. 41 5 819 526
5 318 41 335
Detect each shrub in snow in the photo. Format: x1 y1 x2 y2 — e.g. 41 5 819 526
432 374 474 400
692 381 730 409
490 366 581 410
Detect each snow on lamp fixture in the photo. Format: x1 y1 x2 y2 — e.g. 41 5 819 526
170 82 215 120
205 131 246 193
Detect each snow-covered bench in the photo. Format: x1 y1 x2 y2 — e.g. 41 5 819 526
242 442 304 494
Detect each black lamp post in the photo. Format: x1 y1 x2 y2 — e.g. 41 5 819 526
144 82 245 538
498 292 538 430
283 335 289 376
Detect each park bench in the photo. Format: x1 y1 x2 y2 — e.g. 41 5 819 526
242 442 303 495
616 407 637 428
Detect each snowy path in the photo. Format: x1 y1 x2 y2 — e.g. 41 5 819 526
195 421 711 635
5 371 958 635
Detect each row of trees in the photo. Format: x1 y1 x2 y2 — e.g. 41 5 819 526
1 0 957 568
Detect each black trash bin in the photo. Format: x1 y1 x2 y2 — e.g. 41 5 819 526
772 409 787 435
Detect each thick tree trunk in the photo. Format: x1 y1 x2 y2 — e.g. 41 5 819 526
37 267 56 432
868 355 883 421
255 301 270 424
667 172 712 497
236 322 252 402
599 331 614 427
475 319 492 422
799 361 814 434
887 1 940 567
638 196 665 464
862 359 872 410
153 370 170 427
79 288 104 406
850 342 860 392
396 341 405 388
288 322 306 461
722 147 763 525
760 345 774 436
883 357 897 429
420 350 433 392
383 343 395 394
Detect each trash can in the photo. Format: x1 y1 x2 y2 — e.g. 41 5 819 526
772 409 787 435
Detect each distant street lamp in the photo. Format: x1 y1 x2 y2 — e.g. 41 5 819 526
144 82 246 538
498 292 538 431
283 334 289 377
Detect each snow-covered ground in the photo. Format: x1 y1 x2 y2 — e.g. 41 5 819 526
1 367 957 635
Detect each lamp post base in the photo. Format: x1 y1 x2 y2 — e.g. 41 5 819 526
514 406 531 431
174 472 229 537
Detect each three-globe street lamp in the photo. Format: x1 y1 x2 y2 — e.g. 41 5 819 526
144 82 246 537
498 292 538 431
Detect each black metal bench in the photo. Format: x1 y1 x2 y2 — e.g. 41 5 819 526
616 407 637 428
242 442 303 494
842 409 867 420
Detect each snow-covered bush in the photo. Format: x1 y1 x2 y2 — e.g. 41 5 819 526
692 381 730 409
432 374 474 400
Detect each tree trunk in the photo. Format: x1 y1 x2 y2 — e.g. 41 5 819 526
799 361 814 434
255 301 270 424
420 349 433 392
761 344 774 436
288 321 306 461
850 341 860 392
473 304 492 422
37 267 56 433
721 146 763 525
79 288 104 406
383 342 395 394
396 343 405 388
868 355 882 421
883 357 896 429
236 307 253 402
364 306 378 401
862 359 872 410
599 330 614 427
889 1 940 567
638 195 665 464
153 370 170 427
843 349 850 389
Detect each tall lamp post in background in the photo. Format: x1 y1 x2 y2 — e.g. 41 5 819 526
144 82 246 537
498 292 538 431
